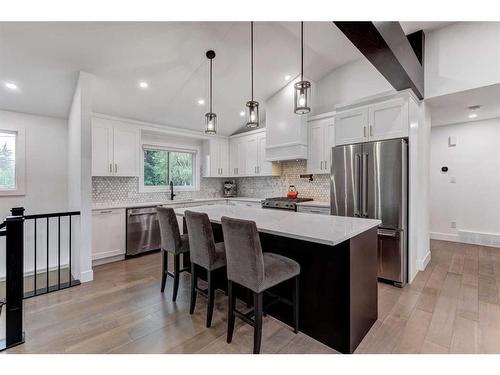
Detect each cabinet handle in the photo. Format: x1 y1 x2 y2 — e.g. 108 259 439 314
369 125 373 137
109 164 112 173
115 164 118 173
100 210 113 214
320 161 324 170
363 126 367 138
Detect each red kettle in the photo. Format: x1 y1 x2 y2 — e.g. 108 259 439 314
287 185 298 199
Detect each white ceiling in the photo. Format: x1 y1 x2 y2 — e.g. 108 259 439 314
399 21 453 35
426 83 500 127
0 22 363 135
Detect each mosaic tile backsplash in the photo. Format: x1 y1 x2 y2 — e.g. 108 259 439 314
234 160 330 201
92 160 330 204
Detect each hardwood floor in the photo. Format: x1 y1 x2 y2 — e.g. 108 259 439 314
7 240 500 354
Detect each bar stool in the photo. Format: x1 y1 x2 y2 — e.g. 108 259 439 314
185 210 227 328
221 216 300 354
157 206 190 301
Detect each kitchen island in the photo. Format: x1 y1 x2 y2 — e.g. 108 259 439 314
174 204 381 353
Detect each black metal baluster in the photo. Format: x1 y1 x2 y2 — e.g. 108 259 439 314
69 215 72 287
34 219 37 296
58 216 61 290
46 217 49 293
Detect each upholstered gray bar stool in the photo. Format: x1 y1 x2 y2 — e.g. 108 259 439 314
185 210 227 328
157 206 190 301
221 216 300 354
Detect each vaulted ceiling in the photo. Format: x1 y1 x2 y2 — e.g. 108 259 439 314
0 22 363 135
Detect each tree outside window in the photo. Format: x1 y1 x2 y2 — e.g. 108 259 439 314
143 148 194 188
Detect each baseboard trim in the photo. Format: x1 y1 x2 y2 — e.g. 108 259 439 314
430 232 459 242
418 251 431 271
80 269 94 283
430 231 500 248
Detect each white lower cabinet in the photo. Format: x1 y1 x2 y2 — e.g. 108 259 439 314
92 208 126 261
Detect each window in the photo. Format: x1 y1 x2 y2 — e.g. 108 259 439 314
0 127 25 196
0 131 16 190
141 145 196 191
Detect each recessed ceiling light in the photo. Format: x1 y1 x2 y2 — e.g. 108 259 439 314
468 113 478 119
284 75 292 81
138 81 149 89
239 111 245 117
198 99 205 105
4 82 18 90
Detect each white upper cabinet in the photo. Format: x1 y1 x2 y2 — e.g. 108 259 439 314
202 138 229 177
230 129 281 177
265 78 312 161
307 115 335 174
335 94 410 146
369 98 409 141
229 138 245 177
92 117 139 177
335 107 369 145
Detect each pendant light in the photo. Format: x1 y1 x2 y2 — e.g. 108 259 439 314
205 50 217 134
246 22 259 128
294 22 311 114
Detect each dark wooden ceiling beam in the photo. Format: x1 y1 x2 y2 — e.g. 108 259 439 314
334 21 424 99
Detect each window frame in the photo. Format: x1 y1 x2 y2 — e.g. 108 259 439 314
139 142 200 193
0 124 26 196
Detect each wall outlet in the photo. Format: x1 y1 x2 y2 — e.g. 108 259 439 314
451 221 457 229
448 136 457 147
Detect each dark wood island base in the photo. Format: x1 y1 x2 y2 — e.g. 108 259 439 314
184 220 378 354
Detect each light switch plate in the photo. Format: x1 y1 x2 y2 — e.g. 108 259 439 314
450 176 456 183
451 221 457 229
448 136 457 147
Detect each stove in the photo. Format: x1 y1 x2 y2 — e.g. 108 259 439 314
261 197 314 211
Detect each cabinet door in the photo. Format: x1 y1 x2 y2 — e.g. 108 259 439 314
92 120 113 176
92 209 126 260
229 140 240 177
335 107 368 146
217 138 229 177
245 135 259 175
307 120 325 174
257 134 273 175
369 98 408 141
207 139 220 177
113 127 138 176
323 120 335 172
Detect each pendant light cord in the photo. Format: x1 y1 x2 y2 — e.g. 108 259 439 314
251 21 254 101
301 21 304 81
209 57 213 113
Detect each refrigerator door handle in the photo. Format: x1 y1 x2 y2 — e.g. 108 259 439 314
362 152 368 218
354 153 361 217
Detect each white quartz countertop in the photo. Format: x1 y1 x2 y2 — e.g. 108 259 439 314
174 204 380 246
92 197 263 210
296 201 330 208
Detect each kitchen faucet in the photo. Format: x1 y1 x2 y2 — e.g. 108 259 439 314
169 181 176 200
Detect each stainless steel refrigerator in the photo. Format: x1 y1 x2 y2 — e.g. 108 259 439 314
330 138 408 287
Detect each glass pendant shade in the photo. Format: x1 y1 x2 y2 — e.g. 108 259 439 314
246 100 259 128
205 112 217 134
294 80 311 114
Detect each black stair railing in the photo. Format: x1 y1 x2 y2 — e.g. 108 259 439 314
0 207 81 351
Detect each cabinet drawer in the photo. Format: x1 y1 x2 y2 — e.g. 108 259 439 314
297 206 330 215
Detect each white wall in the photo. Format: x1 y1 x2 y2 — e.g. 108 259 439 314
425 22 500 98
67 72 94 283
430 117 500 246
0 110 69 284
313 58 395 114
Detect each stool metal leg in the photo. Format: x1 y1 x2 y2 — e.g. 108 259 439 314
206 270 215 328
189 263 197 314
293 275 299 334
172 253 180 302
161 250 168 293
226 281 235 343
253 292 263 354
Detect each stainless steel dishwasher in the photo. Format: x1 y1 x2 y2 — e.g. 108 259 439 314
126 206 161 256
